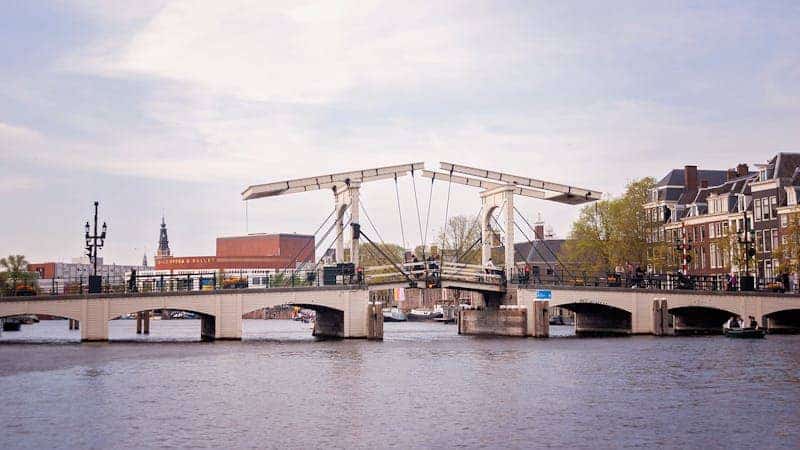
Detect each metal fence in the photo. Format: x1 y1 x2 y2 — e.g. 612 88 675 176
507 269 800 294
0 267 365 299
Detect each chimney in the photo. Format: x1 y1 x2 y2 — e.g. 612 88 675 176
726 169 737 181
737 163 749 177
701 180 709 189
684 165 698 191
535 224 545 240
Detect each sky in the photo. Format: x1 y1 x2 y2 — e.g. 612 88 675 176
1 0 799 265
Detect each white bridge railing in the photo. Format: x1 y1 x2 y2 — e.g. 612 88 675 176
364 261 504 286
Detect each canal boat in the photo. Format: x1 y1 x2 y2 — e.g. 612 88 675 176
382 307 407 322
724 328 766 339
407 309 434 321
2 318 22 332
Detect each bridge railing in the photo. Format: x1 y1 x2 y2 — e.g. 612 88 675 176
0 268 364 299
508 269 799 294
364 261 504 288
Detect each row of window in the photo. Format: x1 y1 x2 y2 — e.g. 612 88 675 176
755 229 779 254
754 196 778 222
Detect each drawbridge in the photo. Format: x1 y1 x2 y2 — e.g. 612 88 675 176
242 161 601 294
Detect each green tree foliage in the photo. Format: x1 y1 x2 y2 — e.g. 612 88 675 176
560 178 656 275
437 214 481 264
775 213 800 274
0 254 36 294
359 242 405 267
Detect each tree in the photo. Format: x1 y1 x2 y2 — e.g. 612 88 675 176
775 212 800 275
0 254 35 293
560 177 657 276
436 214 481 264
359 242 405 268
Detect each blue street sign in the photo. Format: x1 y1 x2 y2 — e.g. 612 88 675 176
536 290 552 300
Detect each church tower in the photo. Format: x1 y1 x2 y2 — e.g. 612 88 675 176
157 215 171 258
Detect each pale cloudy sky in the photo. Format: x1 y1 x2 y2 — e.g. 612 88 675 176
1 0 799 265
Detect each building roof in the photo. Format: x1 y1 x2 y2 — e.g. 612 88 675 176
656 169 729 188
513 240 565 264
766 152 800 180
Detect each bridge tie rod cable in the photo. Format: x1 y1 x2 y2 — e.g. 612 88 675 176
410 167 428 263
354 224 417 287
308 213 353 273
453 206 484 263
394 174 407 251
512 219 561 282
490 214 528 269
277 207 337 275
513 206 574 280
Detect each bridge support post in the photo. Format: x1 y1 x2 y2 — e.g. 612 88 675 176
367 302 383 340
518 289 549 337
136 313 143 334
333 183 361 266
143 312 150 334
480 186 515 270
80 298 109 342
200 315 215 342
653 300 664 336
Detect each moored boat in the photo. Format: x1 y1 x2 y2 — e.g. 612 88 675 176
407 309 433 321
382 307 407 322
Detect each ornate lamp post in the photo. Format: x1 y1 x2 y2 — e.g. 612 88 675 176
84 201 107 294
737 211 756 291
674 226 693 276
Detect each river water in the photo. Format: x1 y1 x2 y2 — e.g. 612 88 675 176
1 320 799 449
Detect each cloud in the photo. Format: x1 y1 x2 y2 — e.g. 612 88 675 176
0 175 44 194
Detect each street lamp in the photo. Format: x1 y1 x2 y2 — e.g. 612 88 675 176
674 227 693 276
736 212 756 291
84 201 107 293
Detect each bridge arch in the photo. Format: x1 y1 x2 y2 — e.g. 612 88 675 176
762 308 800 334
0 301 82 323
667 306 735 335
106 296 217 321
552 302 632 336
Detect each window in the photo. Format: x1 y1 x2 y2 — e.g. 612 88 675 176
710 243 718 269
762 198 770 221
770 196 777 219
773 229 779 251
764 230 772 252
700 247 706 269
782 214 789 227
700 226 705 241
755 200 762 222
738 195 746 212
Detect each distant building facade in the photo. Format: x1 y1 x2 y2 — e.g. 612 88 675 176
140 218 316 289
28 257 151 293
645 152 800 284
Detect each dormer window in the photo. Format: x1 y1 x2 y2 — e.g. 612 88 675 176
759 168 768 182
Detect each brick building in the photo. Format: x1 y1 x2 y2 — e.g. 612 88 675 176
154 234 315 271
646 152 800 286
